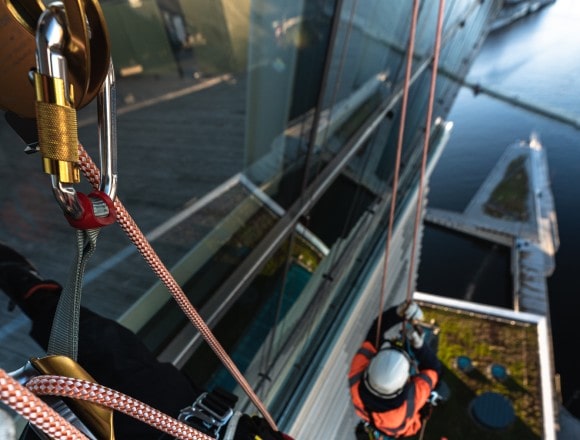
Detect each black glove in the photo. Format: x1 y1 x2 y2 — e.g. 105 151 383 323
233 415 292 440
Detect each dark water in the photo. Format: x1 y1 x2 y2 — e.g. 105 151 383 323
417 0 580 418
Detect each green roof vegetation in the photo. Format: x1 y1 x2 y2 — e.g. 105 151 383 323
483 155 530 221
411 304 543 440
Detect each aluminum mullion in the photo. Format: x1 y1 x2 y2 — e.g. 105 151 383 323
159 30 442 368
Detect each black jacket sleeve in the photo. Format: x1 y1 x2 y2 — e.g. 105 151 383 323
364 306 402 346
412 342 442 376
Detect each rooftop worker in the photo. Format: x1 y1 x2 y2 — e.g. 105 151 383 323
0 243 292 440
348 300 442 439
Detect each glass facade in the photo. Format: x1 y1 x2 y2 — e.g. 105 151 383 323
110 0 499 417
103 0 495 416
0 0 501 432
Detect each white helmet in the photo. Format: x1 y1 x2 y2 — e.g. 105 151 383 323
364 346 411 398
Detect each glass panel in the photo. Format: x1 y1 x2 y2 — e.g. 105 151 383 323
304 0 416 187
77 0 336 343
175 0 495 416
242 0 335 206
185 169 383 391
135 178 279 352
0 0 501 428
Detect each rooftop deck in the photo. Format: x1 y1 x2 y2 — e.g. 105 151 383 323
420 134 579 438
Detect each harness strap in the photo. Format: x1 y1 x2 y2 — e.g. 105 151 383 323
47 229 99 360
363 383 417 439
349 372 363 388
417 372 434 389
358 346 376 358
349 346 375 388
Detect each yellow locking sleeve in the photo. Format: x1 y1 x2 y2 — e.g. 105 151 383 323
34 71 80 184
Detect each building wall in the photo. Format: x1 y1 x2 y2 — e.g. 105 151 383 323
0 0 501 433
108 0 503 422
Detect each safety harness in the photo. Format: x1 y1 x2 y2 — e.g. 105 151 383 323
350 321 445 440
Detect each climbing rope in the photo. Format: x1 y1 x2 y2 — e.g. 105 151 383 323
78 145 278 431
405 0 445 304
0 368 215 439
375 0 420 347
0 369 87 440
25 374 215 440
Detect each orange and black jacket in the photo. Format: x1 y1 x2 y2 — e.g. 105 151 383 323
348 307 442 438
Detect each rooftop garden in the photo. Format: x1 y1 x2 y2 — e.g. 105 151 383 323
410 303 543 440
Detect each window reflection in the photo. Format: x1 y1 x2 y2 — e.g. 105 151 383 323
75 0 493 419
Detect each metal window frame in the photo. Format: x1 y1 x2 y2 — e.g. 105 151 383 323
157 0 485 367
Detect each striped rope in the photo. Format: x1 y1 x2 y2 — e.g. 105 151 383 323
0 369 87 440
26 374 214 440
77 145 278 431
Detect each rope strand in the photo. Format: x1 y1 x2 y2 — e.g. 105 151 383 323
375 0 421 347
0 369 87 440
26 374 214 440
405 0 446 303
78 146 278 431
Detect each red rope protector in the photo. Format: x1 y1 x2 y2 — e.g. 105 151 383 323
65 191 116 229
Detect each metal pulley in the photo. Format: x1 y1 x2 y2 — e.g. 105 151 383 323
0 0 110 118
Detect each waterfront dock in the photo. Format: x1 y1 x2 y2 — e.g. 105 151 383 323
421 135 567 438
425 134 559 315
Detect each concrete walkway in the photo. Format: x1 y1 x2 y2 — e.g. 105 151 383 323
425 133 559 315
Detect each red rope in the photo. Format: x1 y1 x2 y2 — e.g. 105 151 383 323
0 369 87 439
78 146 278 431
405 0 446 303
26 374 214 440
375 0 421 347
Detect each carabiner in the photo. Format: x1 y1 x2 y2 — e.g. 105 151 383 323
34 2 117 229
